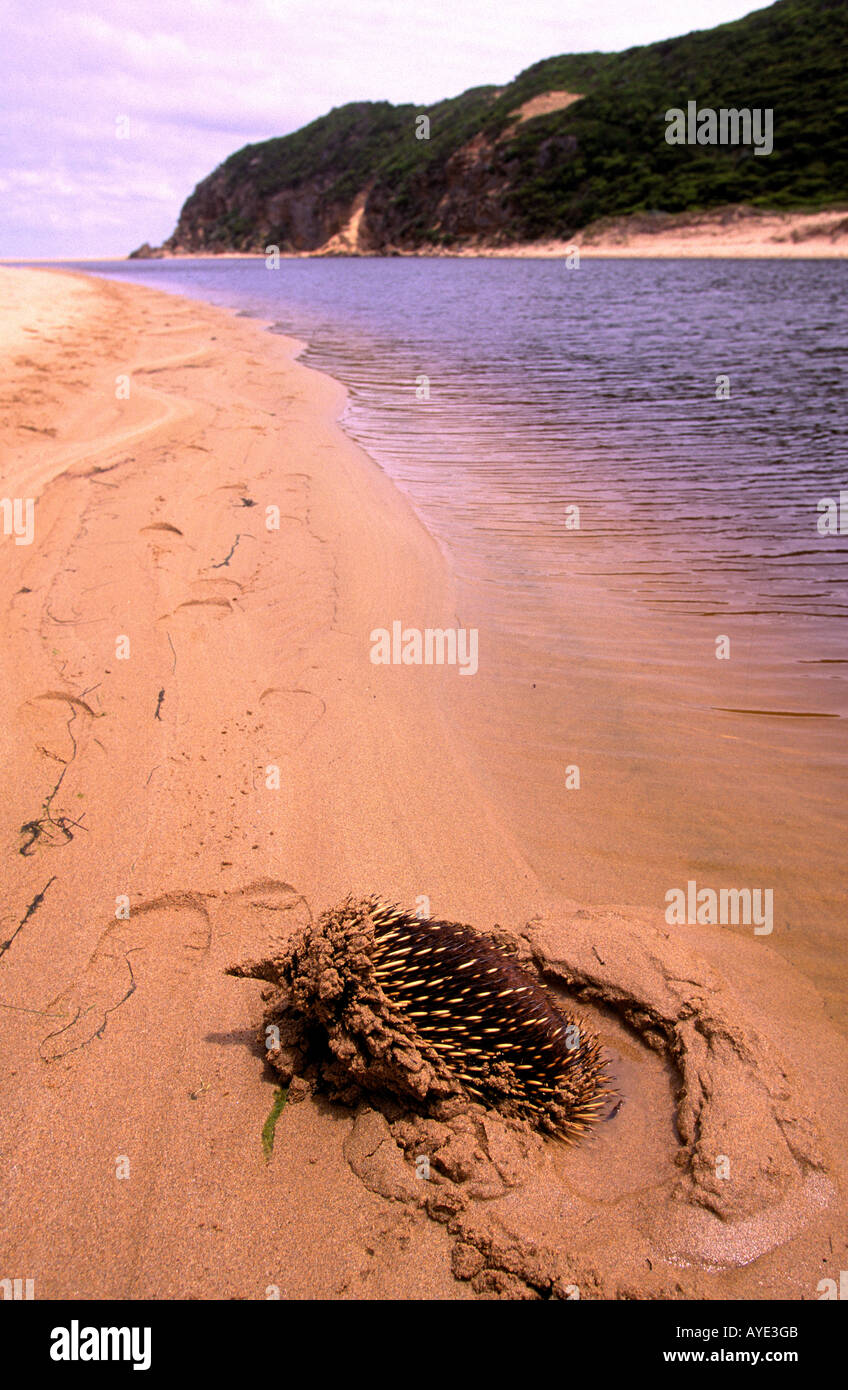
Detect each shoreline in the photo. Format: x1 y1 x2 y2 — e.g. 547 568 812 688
1 265 845 1300
6 204 848 267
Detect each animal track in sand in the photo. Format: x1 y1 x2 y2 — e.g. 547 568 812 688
255 687 327 749
157 575 247 622
39 891 213 1062
32 691 102 718
37 879 311 1066
18 691 100 855
195 576 245 593
171 597 233 614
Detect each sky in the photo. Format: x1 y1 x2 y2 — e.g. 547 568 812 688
2 0 769 259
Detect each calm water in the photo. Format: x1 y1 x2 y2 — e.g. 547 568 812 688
64 257 848 652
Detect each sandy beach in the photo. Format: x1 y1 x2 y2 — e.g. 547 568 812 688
1 266 846 1301
479 206 848 259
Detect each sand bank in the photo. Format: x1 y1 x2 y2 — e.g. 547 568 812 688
474 206 848 258
0 267 844 1299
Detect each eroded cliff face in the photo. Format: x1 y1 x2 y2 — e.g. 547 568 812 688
362 133 515 249
164 168 355 254
137 0 848 259
164 123 550 255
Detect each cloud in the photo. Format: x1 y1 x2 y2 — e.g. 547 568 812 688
1 0 766 258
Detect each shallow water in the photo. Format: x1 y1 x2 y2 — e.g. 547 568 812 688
66 257 848 626
57 256 848 1022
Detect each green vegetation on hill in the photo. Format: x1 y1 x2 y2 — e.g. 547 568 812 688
494 0 848 237
160 0 848 253
223 100 415 206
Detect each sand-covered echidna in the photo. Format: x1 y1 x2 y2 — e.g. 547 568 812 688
228 897 610 1140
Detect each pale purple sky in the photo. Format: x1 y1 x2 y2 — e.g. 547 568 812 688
2 0 767 259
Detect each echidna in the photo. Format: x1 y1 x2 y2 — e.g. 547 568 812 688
228 896 610 1141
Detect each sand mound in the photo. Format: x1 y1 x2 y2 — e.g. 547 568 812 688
527 905 835 1267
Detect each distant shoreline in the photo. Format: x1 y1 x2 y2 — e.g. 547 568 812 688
6 203 848 264
114 204 848 262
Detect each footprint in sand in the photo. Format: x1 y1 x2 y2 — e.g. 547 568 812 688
38 880 310 1064
39 893 211 1062
140 522 184 537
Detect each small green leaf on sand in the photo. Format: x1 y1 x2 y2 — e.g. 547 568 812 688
261 1086 289 1161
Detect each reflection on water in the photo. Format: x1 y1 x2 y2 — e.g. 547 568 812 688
70 256 848 645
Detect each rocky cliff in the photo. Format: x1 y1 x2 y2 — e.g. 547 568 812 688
137 0 848 257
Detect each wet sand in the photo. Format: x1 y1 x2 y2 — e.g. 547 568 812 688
0 266 845 1299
